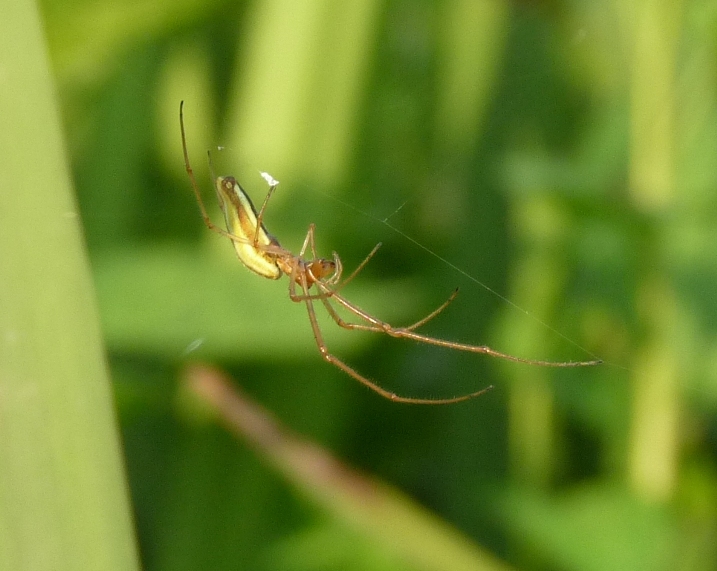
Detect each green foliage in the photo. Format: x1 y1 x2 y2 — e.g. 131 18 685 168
0 1 140 569
30 0 717 568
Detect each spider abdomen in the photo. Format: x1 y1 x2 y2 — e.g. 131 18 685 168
215 176 282 280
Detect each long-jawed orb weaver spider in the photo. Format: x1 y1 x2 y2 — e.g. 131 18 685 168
179 102 601 405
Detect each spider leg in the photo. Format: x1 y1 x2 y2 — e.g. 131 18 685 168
298 272 491 404
181 101 285 254
299 223 315 257
318 283 601 368
180 102 240 243
333 243 382 291
303 224 344 286
304 227 381 294
285 255 336 303
295 241 378 299
301 223 339 288
314 282 458 333
289 287 335 302
286 260 336 303
399 288 459 332
287 257 303 301
253 180 279 246
305 223 320 258
387 329 601 367
284 226 339 302
324 252 343 287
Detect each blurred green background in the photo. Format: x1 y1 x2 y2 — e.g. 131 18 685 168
14 0 717 568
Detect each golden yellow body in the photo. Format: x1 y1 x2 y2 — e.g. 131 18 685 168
214 175 282 280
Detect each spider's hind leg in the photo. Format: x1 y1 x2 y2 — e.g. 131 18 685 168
298 272 491 405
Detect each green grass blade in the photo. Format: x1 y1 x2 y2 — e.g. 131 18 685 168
0 1 140 570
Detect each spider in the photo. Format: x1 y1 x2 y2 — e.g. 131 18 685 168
179 102 601 405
